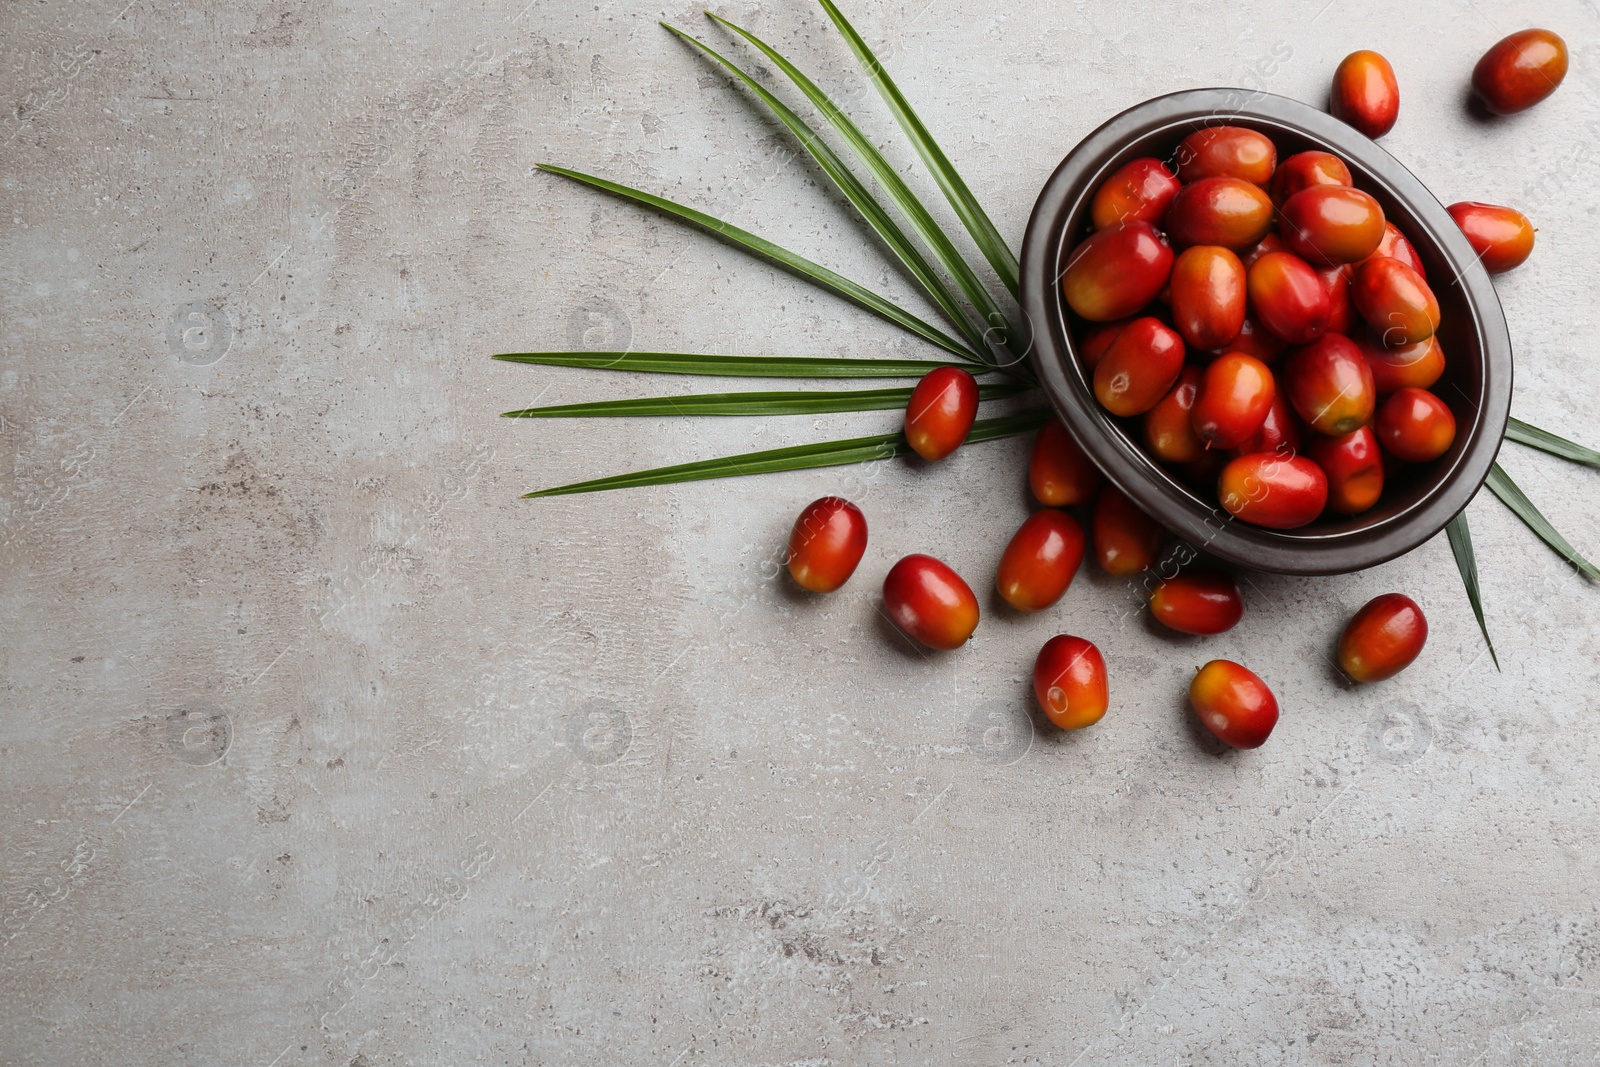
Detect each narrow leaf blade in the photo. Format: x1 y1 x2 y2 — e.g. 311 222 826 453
814 0 1020 297
524 408 1048 497
1485 462 1600 580
1505 417 1600 467
502 381 1027 418
1445 512 1500 671
491 352 989 378
538 164 978 360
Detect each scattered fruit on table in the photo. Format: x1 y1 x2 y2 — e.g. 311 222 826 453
1331 50 1400 138
1030 418 1105 505
996 509 1086 612
904 366 978 461
1471 29 1568 115
1034 635 1109 730
883 553 979 650
1447 201 1535 273
1189 660 1280 748
786 496 868 593
1150 572 1245 635
1338 593 1429 681
1091 485 1166 576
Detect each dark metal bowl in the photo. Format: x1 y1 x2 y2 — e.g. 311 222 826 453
1020 89 1511 576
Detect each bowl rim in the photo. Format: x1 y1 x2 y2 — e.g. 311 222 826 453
1019 88 1512 576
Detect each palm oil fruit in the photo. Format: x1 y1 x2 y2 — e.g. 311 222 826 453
1169 245 1247 349
1352 256 1440 346
1376 387 1456 462
1229 392 1303 459
1030 419 1104 506
1306 426 1385 515
1447 202 1535 273
996 510 1086 613
1033 635 1108 731
1226 314 1288 363
1284 333 1376 436
786 497 868 593
1217 454 1329 529
1175 126 1277 186
1164 176 1274 250
1270 150 1352 205
1472 29 1568 115
1330 50 1400 138
1063 221 1174 321
1078 318 1132 369
1191 353 1275 450
1189 660 1279 749
1144 367 1208 465
1091 157 1182 229
1368 222 1426 277
1318 264 1356 336
1149 571 1244 636
1338 593 1428 682
882 554 978 651
1092 486 1165 576
1247 251 1330 345
1358 332 1444 394
1093 316 1186 417
904 366 978 461
1280 186 1386 265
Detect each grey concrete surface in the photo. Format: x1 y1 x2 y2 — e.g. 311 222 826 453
3 0 1599 1063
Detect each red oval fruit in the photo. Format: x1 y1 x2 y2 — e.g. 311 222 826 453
996 510 1086 613
1281 186 1386 266
1317 265 1356 336
1189 660 1279 749
1247 251 1331 345
786 496 868 593
1472 29 1568 115
1063 221 1174 322
1338 593 1428 682
1306 425 1384 515
1270 150 1353 205
1447 201 1535 273
1092 486 1165 576
904 366 979 461
1091 157 1182 230
1175 126 1277 186
1367 222 1426 277
1164 177 1274 250
1094 316 1186 417
1224 313 1288 363
882 554 979 651
1149 571 1244 635
1376 387 1456 462
1191 352 1275 450
1145 366 1208 465
1170 245 1247 350
1229 391 1304 458
1218 453 1329 529
1283 333 1376 436
1351 256 1440 346
1331 50 1400 138
1030 419 1104 506
1033 635 1108 731
1357 331 1444 394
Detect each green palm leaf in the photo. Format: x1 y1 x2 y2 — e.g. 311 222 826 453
1485 463 1600 580
524 408 1048 497
503 381 1028 418
491 351 988 378
814 0 1020 298
1445 512 1499 671
537 164 978 362
661 23 989 355
706 11 1016 357
1505 417 1600 467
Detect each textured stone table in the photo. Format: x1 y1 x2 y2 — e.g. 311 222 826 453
3 1 1599 1063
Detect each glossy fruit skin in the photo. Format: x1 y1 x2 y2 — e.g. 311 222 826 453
1164 177 1274 250
1331 50 1400 138
1376 387 1457 462
1317 265 1356 336
1189 660 1279 749
1270 150 1352 205
1242 231 1288 267
1338 593 1428 682
1149 571 1244 635
1358 331 1444 394
1033 635 1108 731
1144 366 1208 464
1447 201 1535 273
1283 333 1376 436
1030 419 1104 506
1063 221 1175 321
882 554 979 651
1229 391 1304 458
1170 245 1247 349
786 497 868 593
1224 314 1288 363
904 367 979 461
1368 222 1426 277
1472 29 1568 115
997 510 1086 612
1281 186 1386 265
1175 126 1277 186
1306 425 1384 515
1092 486 1165 575
1094 317 1186 417
1247 251 1331 345
1351 256 1440 346
1078 318 1132 369
1218 453 1329 529
1191 353 1275 450
1091 157 1182 229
